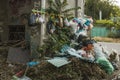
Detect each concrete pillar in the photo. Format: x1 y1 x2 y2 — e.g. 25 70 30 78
99 10 102 20
75 0 78 18
40 0 46 46
78 0 85 18
81 0 85 17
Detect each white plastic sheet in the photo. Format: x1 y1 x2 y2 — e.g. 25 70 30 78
12 76 32 80
93 43 106 59
19 76 32 80
47 57 71 67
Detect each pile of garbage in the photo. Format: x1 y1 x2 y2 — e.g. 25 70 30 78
27 58 107 80
1 16 120 80
25 16 119 80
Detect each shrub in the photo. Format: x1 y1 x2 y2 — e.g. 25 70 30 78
94 20 114 28
108 30 120 38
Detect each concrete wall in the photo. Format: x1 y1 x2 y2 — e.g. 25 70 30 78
0 0 9 42
66 0 85 17
0 0 85 42
66 0 76 16
0 0 33 42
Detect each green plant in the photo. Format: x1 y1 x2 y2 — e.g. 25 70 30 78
46 0 80 17
38 27 73 57
107 30 120 38
38 0 81 56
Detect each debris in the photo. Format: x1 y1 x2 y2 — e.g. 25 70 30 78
47 57 71 67
12 40 25 47
111 49 120 62
27 61 40 67
117 74 120 79
12 75 32 80
8 64 14 67
61 45 95 62
15 70 24 78
111 62 119 70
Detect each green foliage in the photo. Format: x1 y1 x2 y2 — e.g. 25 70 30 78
108 32 116 38
114 22 120 30
46 0 80 17
85 0 120 19
111 6 120 17
38 0 81 56
115 17 120 30
95 20 114 28
108 31 120 38
38 27 72 57
95 18 120 30
112 17 120 29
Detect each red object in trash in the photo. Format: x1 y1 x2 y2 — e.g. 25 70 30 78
15 70 24 77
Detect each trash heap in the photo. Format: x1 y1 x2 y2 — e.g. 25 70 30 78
10 16 120 80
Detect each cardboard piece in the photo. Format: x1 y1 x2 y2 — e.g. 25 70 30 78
7 47 30 64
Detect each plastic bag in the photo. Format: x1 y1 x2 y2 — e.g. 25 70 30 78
93 43 114 74
77 50 95 62
95 57 114 74
93 43 106 59
66 48 95 62
69 20 78 34
66 48 82 58
75 29 87 38
64 18 70 26
111 49 120 62
101 46 110 59
60 44 70 53
28 13 37 26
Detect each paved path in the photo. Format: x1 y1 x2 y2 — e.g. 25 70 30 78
98 42 120 53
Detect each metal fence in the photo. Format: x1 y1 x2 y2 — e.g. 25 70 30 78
91 27 110 37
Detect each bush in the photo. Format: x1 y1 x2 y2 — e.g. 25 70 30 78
108 30 120 38
107 32 116 38
94 20 114 28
